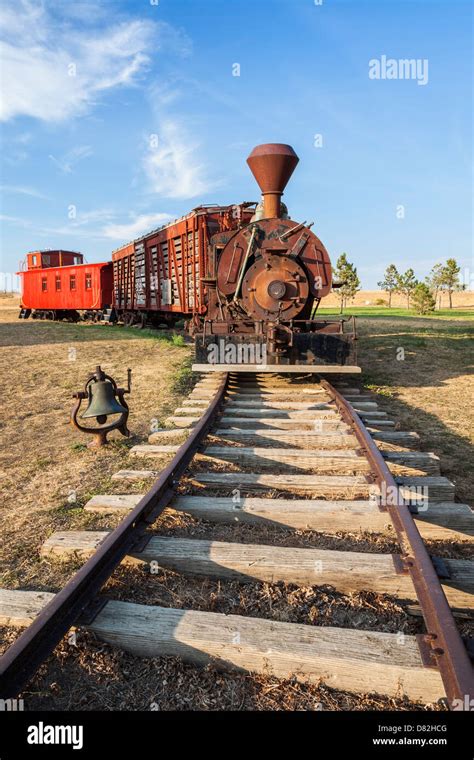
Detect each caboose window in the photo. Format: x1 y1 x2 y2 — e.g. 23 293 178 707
32 255 37 265
70 275 76 290
85 274 92 290
41 277 48 292
55 276 61 291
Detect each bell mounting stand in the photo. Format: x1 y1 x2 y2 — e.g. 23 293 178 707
71 365 132 447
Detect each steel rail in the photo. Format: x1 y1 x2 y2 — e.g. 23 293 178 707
0 373 229 699
321 378 474 707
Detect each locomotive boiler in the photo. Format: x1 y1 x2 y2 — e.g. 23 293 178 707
191 143 356 370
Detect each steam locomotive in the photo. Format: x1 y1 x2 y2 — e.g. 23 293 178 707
18 143 357 370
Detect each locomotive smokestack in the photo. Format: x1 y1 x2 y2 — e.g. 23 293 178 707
247 143 299 219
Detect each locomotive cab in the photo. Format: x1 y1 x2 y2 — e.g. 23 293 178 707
191 143 359 372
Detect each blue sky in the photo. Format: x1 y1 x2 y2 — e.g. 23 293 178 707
1 0 472 288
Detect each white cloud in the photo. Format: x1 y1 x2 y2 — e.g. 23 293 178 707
77 209 117 225
47 1 109 25
143 120 218 199
37 208 117 237
13 132 32 145
102 213 174 241
0 1 181 123
48 146 93 174
0 207 173 242
0 185 50 200
3 132 33 164
0 214 30 225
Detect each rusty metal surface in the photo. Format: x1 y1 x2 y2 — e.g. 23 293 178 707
193 315 358 369
241 254 309 321
216 218 332 303
0 374 229 699
246 143 299 219
321 378 474 707
111 206 254 317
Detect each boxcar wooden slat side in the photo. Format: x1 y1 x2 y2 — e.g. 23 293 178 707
108 205 254 323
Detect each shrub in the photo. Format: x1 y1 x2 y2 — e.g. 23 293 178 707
411 283 436 315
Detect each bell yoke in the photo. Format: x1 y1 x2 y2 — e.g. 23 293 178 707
71 366 132 447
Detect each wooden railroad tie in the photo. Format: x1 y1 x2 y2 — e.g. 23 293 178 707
38 531 474 614
83 493 474 542
130 444 440 475
0 589 445 703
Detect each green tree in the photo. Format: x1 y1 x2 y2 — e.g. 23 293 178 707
396 268 417 309
411 282 436 315
440 258 461 308
378 264 399 307
334 253 361 313
425 263 444 307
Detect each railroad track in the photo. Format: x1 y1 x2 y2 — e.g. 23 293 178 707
1 372 473 707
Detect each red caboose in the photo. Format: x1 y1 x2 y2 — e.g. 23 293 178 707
18 250 113 321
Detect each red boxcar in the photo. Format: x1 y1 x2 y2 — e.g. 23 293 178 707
18 250 113 319
112 205 254 326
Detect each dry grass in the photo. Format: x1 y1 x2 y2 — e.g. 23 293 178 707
356 317 474 506
0 304 192 588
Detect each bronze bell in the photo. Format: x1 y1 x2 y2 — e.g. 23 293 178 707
81 377 128 423
71 365 131 447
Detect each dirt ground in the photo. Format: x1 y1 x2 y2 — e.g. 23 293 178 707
0 298 472 711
